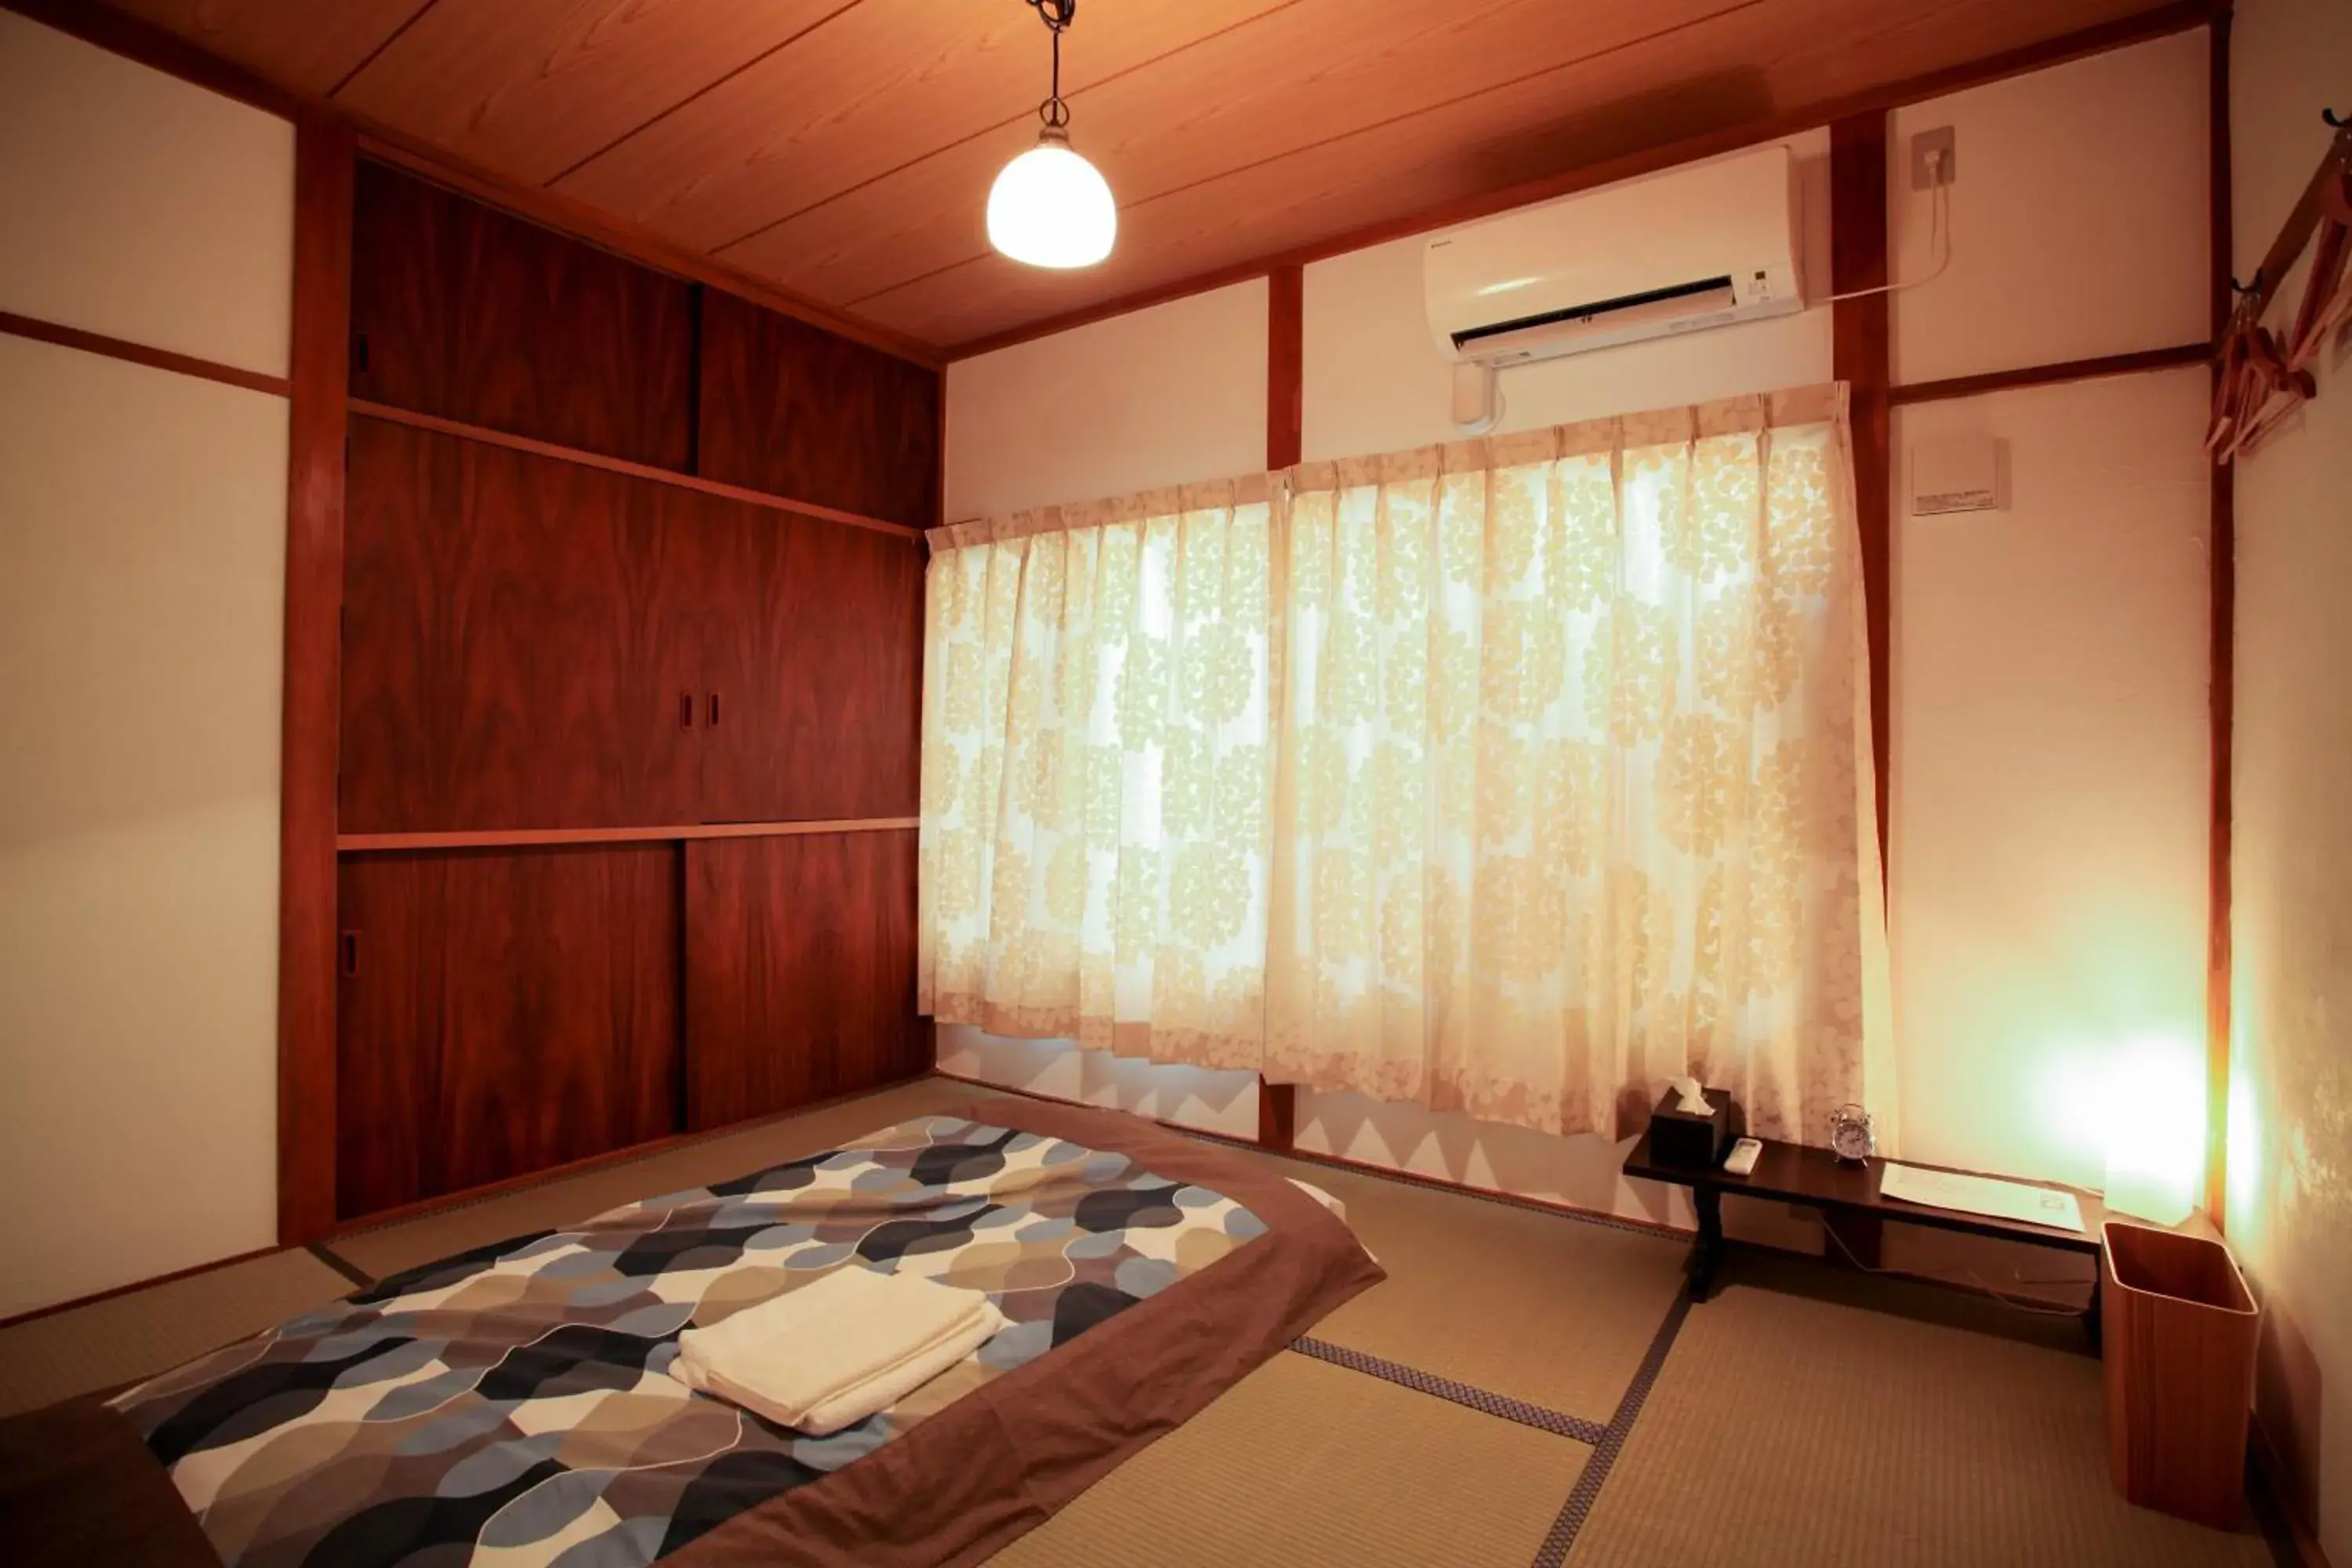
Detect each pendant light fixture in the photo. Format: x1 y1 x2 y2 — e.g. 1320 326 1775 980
987 0 1116 269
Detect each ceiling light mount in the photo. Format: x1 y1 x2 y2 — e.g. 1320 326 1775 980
1029 0 1076 132
988 0 1116 270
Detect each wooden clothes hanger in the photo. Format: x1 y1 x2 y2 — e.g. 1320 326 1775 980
2282 161 2351 372
2207 292 2311 463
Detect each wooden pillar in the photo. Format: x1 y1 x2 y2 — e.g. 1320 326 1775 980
1829 113 1892 1269
2203 13 2234 1229
1831 113 1893 883
278 114 354 1244
1259 263 1303 1154
1266 263 1303 470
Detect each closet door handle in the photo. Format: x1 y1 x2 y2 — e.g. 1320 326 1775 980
707 691 721 728
339 931 361 978
680 691 695 731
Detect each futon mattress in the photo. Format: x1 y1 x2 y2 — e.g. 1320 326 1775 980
107 1101 1380 1566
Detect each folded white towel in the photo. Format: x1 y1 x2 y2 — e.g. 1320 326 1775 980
672 1266 1007 1436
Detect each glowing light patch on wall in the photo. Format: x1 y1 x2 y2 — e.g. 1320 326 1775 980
2102 1033 2208 1223
2225 1062 2263 1233
2033 1033 2207 1224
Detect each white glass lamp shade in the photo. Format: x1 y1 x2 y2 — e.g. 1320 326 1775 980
987 129 1116 269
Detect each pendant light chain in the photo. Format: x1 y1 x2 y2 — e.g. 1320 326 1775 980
1026 0 1076 131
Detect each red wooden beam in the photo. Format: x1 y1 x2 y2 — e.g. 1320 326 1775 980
2204 12 2234 1230
278 113 354 1245
1258 263 1305 1153
1831 113 1893 887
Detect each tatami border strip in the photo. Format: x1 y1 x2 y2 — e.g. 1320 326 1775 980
306 1243 375 1290
1531 1288 1695 1567
1290 1337 1610 1445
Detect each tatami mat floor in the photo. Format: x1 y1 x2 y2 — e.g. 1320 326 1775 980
0 1248 350 1419
996 1351 1592 1568
0 1076 2289 1566
1568 1255 2274 1568
1252 1151 1688 1426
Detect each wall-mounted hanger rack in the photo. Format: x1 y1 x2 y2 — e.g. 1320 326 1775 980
2208 109 2352 463
2237 110 2352 320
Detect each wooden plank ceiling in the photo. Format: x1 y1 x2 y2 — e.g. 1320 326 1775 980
105 0 2169 355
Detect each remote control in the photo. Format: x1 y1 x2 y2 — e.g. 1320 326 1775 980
1722 1138 1762 1176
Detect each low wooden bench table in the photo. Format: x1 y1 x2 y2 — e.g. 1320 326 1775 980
1624 1131 2107 1328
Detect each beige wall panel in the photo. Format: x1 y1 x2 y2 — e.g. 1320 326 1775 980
0 336 288 1316
1890 368 2212 1201
0 11 294 378
1889 28 2209 385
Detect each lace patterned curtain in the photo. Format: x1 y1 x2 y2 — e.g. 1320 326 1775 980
919 385 1892 1150
1266 386 1887 1146
918 481 1275 1070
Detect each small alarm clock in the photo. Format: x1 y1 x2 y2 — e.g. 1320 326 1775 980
1828 1103 1875 1165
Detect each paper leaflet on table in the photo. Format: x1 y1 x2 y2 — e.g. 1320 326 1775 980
1878 1162 2086 1233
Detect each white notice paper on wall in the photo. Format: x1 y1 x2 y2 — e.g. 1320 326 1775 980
1909 432 2001 515
1878 1163 2086 1233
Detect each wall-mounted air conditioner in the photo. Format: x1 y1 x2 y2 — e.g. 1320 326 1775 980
1425 144 1802 423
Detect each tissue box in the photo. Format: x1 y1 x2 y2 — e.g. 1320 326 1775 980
1650 1087 1736 1170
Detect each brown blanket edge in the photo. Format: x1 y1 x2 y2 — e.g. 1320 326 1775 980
0 1396 221 1568
673 1098 1388 1568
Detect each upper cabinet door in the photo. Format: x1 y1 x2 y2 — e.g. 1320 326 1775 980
341 419 706 833
350 161 697 470
697 290 941 528
692 496 924 826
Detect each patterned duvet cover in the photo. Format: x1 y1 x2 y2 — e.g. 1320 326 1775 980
112 1111 1305 1567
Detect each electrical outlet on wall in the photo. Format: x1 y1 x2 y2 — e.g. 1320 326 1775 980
1911 125 1957 189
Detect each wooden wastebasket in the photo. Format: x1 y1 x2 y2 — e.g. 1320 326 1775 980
2101 1221 2260 1529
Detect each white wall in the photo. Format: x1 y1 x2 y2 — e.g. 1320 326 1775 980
2223 0 2352 1555
945 278 1268 520
0 14 292 1316
938 37 2216 1248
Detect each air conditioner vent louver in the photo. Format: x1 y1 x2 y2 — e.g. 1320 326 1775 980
1450 274 1738 350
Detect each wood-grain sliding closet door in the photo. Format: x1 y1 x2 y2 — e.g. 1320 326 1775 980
350 160 697 470
697 289 940 529
340 419 706 832
684 831 922 1132
336 845 683 1221
692 498 924 825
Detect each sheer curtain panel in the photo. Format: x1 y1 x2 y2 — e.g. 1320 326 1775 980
919 482 1276 1071
921 385 1892 1151
1265 387 1886 1146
